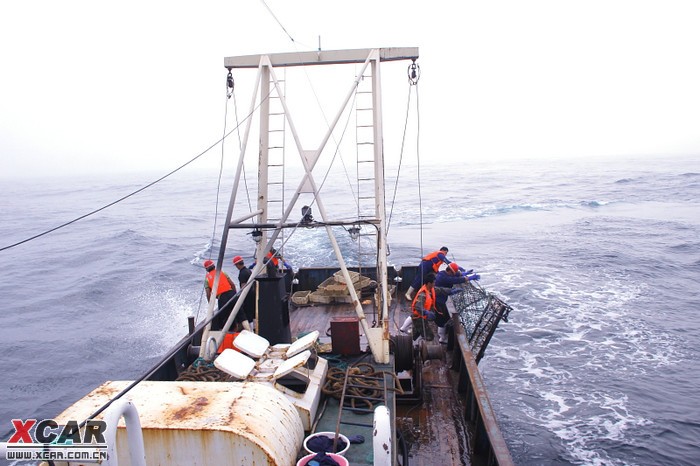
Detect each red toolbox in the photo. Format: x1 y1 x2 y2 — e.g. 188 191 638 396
330 317 361 355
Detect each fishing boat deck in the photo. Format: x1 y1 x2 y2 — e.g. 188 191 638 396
289 298 472 465
289 299 404 336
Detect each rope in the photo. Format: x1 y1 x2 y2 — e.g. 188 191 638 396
196 83 233 323
62 306 230 440
175 359 237 382
232 83 253 212
416 84 424 268
313 89 359 209
387 82 414 236
391 334 414 373
259 0 297 45
259 0 362 219
0 92 271 254
321 363 404 412
212 83 230 241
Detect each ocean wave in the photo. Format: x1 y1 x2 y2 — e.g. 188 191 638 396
129 284 196 347
580 200 609 207
668 241 700 253
112 228 150 242
191 241 213 265
483 260 687 465
398 199 615 225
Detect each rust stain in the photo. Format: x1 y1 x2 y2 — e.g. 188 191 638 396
91 383 120 399
226 409 237 425
169 396 210 421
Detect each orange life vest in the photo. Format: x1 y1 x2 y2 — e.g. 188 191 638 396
411 285 436 319
422 250 446 272
217 332 240 354
266 251 280 267
206 270 234 297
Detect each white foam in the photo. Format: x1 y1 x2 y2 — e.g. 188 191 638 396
481 258 684 464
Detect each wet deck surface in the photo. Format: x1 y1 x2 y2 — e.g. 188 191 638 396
289 299 471 465
397 358 471 465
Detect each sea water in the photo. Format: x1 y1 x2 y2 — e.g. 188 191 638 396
0 154 698 465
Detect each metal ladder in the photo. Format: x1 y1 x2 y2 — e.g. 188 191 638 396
333 365 389 449
267 72 287 253
354 72 378 268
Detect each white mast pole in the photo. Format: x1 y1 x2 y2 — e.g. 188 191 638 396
371 53 391 362
199 63 264 358
257 64 271 262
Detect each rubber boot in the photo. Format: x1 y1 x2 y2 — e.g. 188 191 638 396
437 326 447 344
399 316 412 334
405 286 415 301
241 320 251 331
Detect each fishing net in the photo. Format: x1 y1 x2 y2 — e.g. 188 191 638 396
450 282 512 361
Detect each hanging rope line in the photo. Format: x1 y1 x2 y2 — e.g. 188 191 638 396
414 77 429 340
200 91 356 322
259 0 296 44
288 56 358 212
195 78 238 324
0 91 272 254
211 80 232 250
388 60 420 240
233 83 253 213
416 80 425 279
259 0 358 213
387 83 414 236
310 90 359 214
259 0 318 49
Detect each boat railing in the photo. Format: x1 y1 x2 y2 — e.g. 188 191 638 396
451 323 514 466
103 399 147 466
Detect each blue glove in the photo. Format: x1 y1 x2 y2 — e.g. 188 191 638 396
450 288 464 295
467 274 480 281
424 311 436 321
464 269 474 275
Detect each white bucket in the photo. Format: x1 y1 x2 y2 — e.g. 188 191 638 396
296 452 349 466
303 431 350 456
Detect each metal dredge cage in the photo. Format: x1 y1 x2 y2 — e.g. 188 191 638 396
450 282 512 362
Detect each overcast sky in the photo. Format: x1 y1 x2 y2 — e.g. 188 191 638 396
1 0 699 179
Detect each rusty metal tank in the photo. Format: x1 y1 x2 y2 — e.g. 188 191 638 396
52 380 304 465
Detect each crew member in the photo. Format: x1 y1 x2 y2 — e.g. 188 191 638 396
203 260 248 331
399 272 464 341
250 247 294 291
405 247 460 300
434 263 480 343
233 255 256 330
